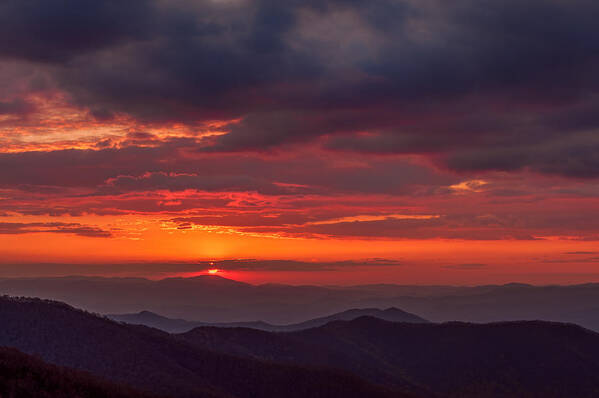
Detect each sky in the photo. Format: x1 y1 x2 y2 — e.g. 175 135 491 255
1 0 599 284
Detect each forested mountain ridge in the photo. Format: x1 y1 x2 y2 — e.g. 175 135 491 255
0 346 162 398
179 316 599 398
0 295 419 398
109 306 428 333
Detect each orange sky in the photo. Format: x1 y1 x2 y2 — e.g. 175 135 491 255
1 101 598 284
1 214 598 285
1 0 599 284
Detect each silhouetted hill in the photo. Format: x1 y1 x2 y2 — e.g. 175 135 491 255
0 296 416 398
108 307 428 333
0 276 356 323
108 310 199 333
180 317 599 398
386 284 599 331
4 277 599 330
0 347 160 398
281 307 428 331
178 324 431 394
108 310 275 333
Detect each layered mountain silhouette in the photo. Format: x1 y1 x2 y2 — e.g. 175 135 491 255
3 294 599 397
279 307 428 330
179 317 599 398
3 276 599 331
0 346 160 398
0 296 418 398
108 307 428 333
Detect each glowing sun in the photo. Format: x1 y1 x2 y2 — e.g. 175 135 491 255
207 269 220 274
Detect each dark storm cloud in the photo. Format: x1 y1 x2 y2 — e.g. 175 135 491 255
1 0 599 176
0 98 35 116
444 131 599 178
0 0 157 62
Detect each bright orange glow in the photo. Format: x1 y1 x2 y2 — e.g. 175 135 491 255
1 96 598 285
2 1 598 291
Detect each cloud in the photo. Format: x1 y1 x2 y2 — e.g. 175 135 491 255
442 263 487 270
170 213 554 240
0 0 158 63
0 0 598 177
0 262 216 278
197 209 599 241
0 143 453 194
289 216 541 240
0 0 598 250
0 98 35 116
105 172 313 196
542 257 599 264
196 258 403 271
0 222 112 238
0 257 402 277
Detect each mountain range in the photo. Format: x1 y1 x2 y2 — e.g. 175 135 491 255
0 295 415 398
108 307 428 333
0 346 160 398
178 317 599 397
3 276 599 331
3 294 599 397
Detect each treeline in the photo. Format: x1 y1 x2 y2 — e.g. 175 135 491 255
0 296 410 398
0 347 160 398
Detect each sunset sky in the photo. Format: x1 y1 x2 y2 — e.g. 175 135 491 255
1 0 598 284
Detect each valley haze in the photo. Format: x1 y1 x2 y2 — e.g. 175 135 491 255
2 274 599 332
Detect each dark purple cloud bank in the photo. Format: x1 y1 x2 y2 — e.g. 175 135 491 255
1 0 598 178
0 143 452 195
